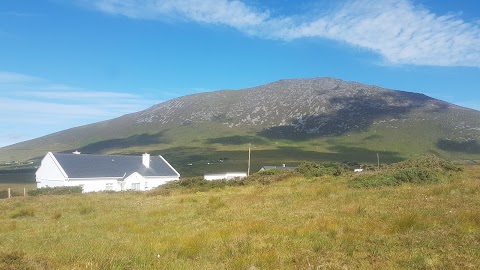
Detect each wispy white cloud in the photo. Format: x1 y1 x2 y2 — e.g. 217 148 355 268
85 0 269 27
0 71 159 147
0 71 42 84
80 0 480 67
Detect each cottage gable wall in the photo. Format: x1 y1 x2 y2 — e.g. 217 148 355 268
36 152 67 188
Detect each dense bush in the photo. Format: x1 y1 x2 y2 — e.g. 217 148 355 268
295 161 347 178
149 176 246 195
390 155 462 172
27 186 83 196
351 155 462 188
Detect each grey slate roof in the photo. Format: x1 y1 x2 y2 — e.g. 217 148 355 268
53 153 179 179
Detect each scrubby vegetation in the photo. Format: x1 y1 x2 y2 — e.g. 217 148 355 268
295 161 348 177
351 155 462 188
149 169 299 195
0 189 23 199
150 161 346 196
151 176 245 194
27 186 83 196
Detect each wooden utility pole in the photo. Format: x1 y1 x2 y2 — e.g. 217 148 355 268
247 144 251 176
377 153 380 169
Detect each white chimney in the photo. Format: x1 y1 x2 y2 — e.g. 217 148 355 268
142 153 150 168
72 150 81 154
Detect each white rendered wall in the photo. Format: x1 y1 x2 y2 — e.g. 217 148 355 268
67 178 119 193
35 153 67 188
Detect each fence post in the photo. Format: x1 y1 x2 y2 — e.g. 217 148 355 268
24 187 26 197
8 188 11 199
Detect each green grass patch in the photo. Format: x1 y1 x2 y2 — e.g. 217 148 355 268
1 166 479 269
9 208 35 219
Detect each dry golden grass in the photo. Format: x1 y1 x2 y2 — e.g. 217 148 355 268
1 166 479 269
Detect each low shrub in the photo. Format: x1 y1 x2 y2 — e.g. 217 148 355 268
295 161 347 178
390 155 462 172
27 186 83 196
351 155 461 188
150 176 246 194
392 168 441 184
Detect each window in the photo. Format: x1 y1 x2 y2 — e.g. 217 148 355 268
131 183 140 191
105 183 113 191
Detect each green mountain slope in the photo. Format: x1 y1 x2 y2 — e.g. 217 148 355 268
1 77 480 176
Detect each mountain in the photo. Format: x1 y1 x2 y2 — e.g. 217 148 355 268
2 77 480 176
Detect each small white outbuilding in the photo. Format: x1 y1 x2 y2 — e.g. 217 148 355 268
204 172 247 181
36 152 180 192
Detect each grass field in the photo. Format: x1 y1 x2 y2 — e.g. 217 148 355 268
1 166 479 269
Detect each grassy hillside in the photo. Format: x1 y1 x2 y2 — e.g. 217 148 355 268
1 165 479 269
1 78 480 178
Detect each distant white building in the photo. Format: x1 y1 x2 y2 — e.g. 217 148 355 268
36 152 180 192
204 172 247 181
259 164 296 171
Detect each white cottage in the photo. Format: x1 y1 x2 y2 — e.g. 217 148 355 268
36 152 180 192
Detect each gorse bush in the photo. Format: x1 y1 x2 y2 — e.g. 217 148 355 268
392 168 441 183
149 176 246 195
390 155 462 172
27 186 83 196
351 155 462 188
295 161 347 178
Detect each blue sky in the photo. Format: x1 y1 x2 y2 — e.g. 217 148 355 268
0 0 479 147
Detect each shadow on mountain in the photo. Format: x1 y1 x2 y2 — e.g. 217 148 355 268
363 134 383 141
259 91 431 140
207 135 268 145
154 146 217 164
437 139 480 154
67 132 169 154
325 145 404 164
429 101 451 113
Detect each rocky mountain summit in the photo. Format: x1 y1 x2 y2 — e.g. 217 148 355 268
132 77 477 138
